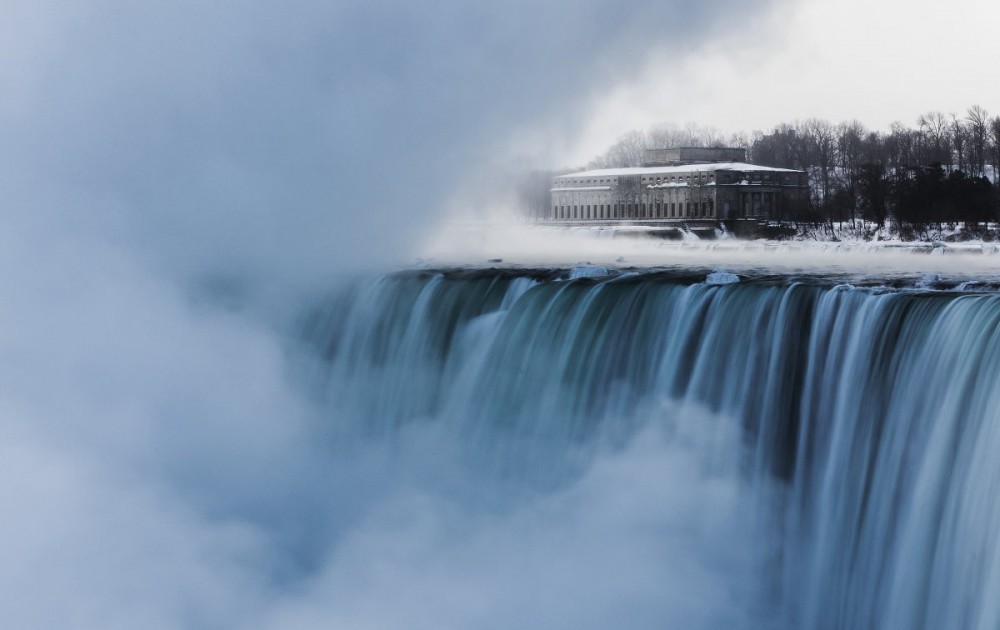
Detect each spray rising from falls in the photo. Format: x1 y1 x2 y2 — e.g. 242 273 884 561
304 268 1000 630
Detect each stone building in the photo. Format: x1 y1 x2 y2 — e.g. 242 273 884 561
549 147 809 228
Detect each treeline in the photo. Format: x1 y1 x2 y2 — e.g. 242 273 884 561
589 109 1000 237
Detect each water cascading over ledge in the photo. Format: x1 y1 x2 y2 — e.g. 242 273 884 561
304 268 1000 630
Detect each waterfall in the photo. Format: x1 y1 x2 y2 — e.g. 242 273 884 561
304 268 1000 630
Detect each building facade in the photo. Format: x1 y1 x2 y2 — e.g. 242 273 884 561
549 148 809 225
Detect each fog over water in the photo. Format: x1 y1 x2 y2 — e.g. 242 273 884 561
1 1 782 628
4 1 997 629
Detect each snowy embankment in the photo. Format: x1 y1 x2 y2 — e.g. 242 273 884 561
419 221 1000 286
792 219 1000 246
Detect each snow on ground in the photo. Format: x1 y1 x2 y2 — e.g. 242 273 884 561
418 221 1000 284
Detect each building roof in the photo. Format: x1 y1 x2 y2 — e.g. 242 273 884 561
554 162 802 179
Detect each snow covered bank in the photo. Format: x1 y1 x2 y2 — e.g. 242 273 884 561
419 222 1000 284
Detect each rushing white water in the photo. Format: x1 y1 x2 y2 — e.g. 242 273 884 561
302 268 1000 629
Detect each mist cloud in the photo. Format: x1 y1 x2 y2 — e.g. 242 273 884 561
2 0 770 283
0 0 781 627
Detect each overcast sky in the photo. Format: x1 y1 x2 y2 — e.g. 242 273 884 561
562 0 1000 165
1 0 998 627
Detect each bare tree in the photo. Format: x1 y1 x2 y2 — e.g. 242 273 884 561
886 122 918 168
951 113 968 173
918 111 951 167
837 120 868 225
803 118 837 205
967 105 989 177
990 116 1000 186
681 122 707 147
646 123 687 151
699 125 726 147
590 130 647 168
727 131 750 150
